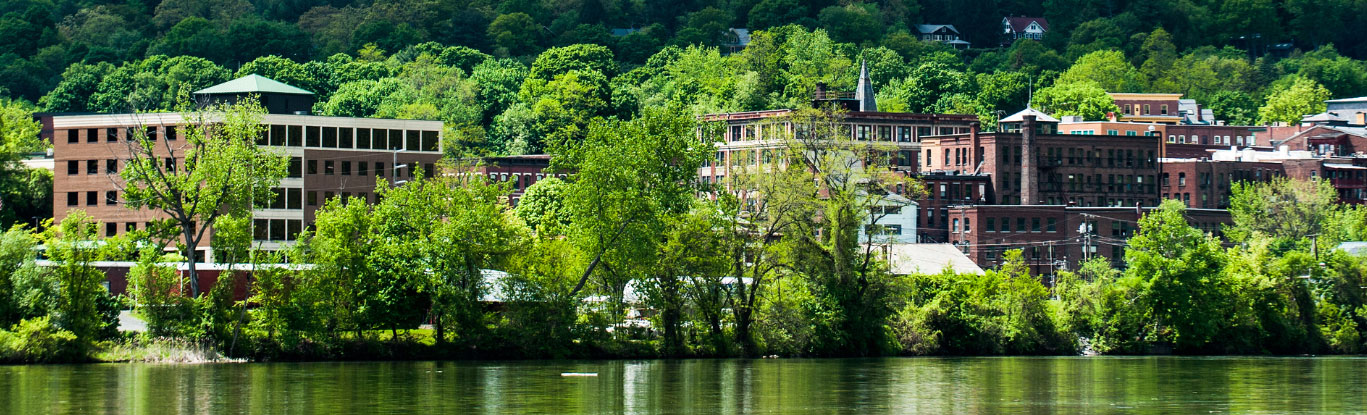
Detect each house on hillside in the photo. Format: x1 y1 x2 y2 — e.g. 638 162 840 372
915 24 970 49
1002 16 1048 44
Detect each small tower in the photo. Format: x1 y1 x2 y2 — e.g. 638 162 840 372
855 60 878 112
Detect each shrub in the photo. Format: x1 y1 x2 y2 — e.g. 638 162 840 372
0 317 81 363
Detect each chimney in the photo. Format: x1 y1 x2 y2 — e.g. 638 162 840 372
969 121 981 169
1020 115 1038 205
1355 112 1366 126
1106 112 1117 122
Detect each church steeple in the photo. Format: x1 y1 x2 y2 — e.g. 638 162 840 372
855 60 877 112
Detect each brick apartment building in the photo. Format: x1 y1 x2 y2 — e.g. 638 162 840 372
945 205 1230 274
40 75 443 261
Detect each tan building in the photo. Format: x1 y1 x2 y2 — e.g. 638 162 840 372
41 75 443 261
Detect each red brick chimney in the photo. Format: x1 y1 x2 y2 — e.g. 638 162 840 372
1020 115 1038 205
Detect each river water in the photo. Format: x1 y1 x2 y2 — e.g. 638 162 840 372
3 357 1366 414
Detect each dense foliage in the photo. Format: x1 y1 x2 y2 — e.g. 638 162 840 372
6 1 1367 158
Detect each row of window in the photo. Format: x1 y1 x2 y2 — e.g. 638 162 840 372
726 123 958 143
305 160 433 178
66 159 120 175
1066 129 1157 137
978 217 1058 233
1167 134 1254 146
1120 103 1169 116
255 125 440 152
65 191 120 207
253 219 304 242
64 126 177 144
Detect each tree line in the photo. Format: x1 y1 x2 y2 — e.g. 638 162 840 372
4 98 1367 362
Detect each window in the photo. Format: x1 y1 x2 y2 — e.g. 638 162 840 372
341 161 351 176
66 192 77 206
1016 217 1026 232
146 126 158 141
359 162 369 176
106 159 118 174
306 126 320 147
106 223 116 237
963 218 971 232
323 127 337 148
1031 217 1041 232
1047 218 1057 232
166 126 177 141
952 218 960 232
67 129 78 143
407 130 421 150
1178 172 1186 187
422 130 439 152
165 158 176 172
324 160 335 175
986 218 996 232
126 222 136 232
1107 129 1118 135
288 157 302 178
287 188 301 209
105 191 117 205
1160 104 1168 115
85 191 97 206
375 162 385 177
357 128 372 149
67 160 78 175
307 160 318 175
1143 104 1150 114
340 128 353 149
87 160 98 175
105 128 117 142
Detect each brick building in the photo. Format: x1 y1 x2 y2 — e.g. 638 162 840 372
41 75 444 261
698 64 978 185
924 109 1162 208
456 154 564 205
946 205 1230 274
1110 93 1184 124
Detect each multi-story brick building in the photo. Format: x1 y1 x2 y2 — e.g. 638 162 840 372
40 75 443 261
945 204 1230 274
1111 93 1184 124
924 109 1163 208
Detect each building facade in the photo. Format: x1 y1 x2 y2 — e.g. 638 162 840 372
42 75 444 261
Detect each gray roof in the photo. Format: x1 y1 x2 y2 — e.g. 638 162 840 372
1001 107 1060 123
1326 97 1367 104
887 244 984 275
915 24 960 35
1338 242 1367 257
194 74 314 95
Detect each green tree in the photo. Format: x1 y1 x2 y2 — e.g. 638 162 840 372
1057 49 1146 93
41 62 115 113
0 226 51 328
1123 200 1231 352
41 211 114 349
1227 177 1340 246
515 176 571 235
558 105 709 316
487 13 541 56
1258 75 1332 125
120 98 289 296
817 3 883 45
1032 80 1120 121
748 0 808 30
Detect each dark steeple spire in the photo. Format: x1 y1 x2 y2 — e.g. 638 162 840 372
856 60 877 112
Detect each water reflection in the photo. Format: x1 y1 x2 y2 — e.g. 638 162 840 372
3 357 1367 414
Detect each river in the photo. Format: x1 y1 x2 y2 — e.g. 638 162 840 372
3 357 1366 413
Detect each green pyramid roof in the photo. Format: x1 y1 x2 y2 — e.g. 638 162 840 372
194 74 314 95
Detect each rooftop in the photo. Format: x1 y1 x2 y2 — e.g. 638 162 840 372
194 74 314 96
1000 107 1059 123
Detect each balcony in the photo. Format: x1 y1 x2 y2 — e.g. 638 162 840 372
1331 177 1367 188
